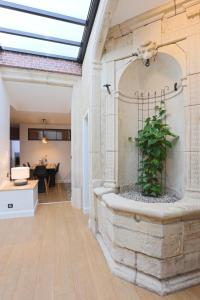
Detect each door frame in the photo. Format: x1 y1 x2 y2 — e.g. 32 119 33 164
82 111 90 214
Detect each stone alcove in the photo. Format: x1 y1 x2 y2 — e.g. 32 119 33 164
117 51 185 198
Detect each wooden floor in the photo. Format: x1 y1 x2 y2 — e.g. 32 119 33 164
0 203 200 300
39 183 71 204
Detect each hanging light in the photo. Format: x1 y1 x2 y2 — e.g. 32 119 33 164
42 119 48 144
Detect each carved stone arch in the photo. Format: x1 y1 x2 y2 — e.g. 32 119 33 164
116 43 187 92
115 43 187 197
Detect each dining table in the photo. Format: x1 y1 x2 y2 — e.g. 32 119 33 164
30 163 56 170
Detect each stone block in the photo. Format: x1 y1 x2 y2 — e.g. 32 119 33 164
188 34 200 74
184 219 200 236
113 226 183 259
107 209 183 238
105 151 116 182
103 231 136 268
105 114 116 151
162 13 188 43
133 20 162 51
188 152 200 190
184 237 200 254
137 253 183 279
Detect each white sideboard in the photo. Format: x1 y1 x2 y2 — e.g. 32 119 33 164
0 180 38 219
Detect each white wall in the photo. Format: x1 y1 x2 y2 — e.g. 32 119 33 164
20 123 71 183
10 141 20 167
0 75 10 186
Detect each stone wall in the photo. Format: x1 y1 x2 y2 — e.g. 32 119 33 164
100 0 200 202
0 50 82 75
95 189 200 295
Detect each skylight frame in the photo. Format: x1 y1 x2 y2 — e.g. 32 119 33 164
0 0 100 63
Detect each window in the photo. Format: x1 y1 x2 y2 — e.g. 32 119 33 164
0 0 100 62
28 128 71 141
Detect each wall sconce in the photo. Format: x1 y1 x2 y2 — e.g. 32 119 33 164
103 84 111 95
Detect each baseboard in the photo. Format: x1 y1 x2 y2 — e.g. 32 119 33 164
0 199 38 220
0 208 35 219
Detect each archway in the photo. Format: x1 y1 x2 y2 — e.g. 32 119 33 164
118 52 185 198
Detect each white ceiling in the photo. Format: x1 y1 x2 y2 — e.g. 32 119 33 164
10 107 71 126
4 81 72 114
111 0 169 26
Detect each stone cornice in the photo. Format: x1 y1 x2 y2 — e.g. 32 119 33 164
107 0 198 41
0 66 80 87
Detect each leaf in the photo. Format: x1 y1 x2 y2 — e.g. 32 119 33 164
148 139 157 146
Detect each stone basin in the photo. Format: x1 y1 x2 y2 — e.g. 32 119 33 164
94 187 200 296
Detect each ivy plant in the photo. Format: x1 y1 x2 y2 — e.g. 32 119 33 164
129 106 179 197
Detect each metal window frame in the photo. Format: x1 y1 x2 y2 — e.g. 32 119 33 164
0 46 78 61
0 27 82 47
78 0 100 63
0 0 86 25
0 0 100 63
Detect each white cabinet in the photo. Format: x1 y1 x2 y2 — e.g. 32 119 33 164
0 180 38 219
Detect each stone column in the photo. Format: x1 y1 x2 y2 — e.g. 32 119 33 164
185 8 200 200
89 61 103 233
103 61 119 189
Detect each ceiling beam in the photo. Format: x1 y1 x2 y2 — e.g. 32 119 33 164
0 27 81 47
0 0 86 26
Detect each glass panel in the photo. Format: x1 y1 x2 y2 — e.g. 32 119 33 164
0 33 80 58
28 128 43 140
4 0 91 20
28 129 71 141
56 131 62 140
0 8 84 41
45 130 57 140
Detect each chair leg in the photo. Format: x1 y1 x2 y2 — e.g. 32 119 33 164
48 176 50 187
44 178 49 195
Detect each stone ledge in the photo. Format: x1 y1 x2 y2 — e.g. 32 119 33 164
94 187 115 196
102 193 200 221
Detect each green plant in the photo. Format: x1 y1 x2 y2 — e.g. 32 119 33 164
129 106 179 197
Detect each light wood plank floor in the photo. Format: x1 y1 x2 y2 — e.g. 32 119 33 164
39 183 71 204
0 202 200 300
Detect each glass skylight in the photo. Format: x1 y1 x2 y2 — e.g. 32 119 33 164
0 33 80 59
5 0 91 20
0 8 84 42
0 0 99 61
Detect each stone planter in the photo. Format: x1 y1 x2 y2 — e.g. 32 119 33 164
94 188 200 296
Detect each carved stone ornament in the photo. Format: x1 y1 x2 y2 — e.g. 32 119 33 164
136 41 158 60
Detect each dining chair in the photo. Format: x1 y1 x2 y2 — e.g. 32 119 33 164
33 166 49 194
47 163 60 188
56 163 60 174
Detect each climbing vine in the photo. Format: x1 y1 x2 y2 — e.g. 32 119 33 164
129 106 179 197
